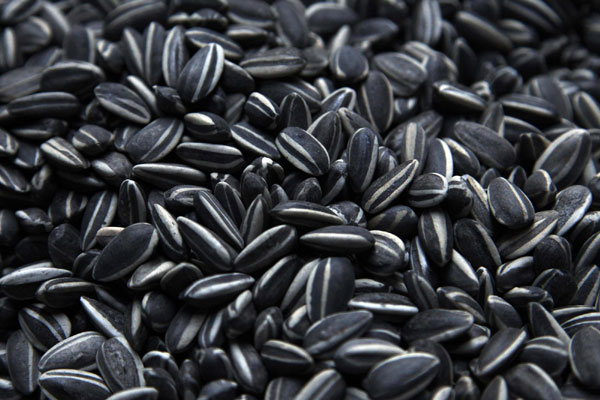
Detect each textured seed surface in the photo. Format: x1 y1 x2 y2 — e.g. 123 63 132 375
1 0 600 399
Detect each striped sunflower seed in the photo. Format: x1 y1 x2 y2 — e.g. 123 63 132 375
92 222 158 282
403 309 474 343
363 352 440 400
97 336 145 392
39 369 111 400
306 257 355 322
181 273 255 309
6 330 39 395
488 177 535 229
533 128 591 190
454 121 516 170
38 331 106 372
361 160 419 214
347 127 379 193
94 82 151 124
276 127 330 176
177 43 224 103
300 225 374 253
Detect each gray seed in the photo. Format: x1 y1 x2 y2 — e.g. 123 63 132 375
231 122 280 160
519 336 568 378
373 53 427 97
229 341 268 394
265 377 304 400
357 71 394 133
162 26 188 88
8 91 80 119
0 262 72 301
408 173 448 208
177 142 245 172
261 339 314 376
333 338 404 375
358 230 406 276
17 305 70 351
329 45 368 83
186 27 243 61
348 292 418 320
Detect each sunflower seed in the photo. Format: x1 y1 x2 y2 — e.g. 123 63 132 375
92 222 158 281
533 128 591 190
39 369 111 400
6 330 39 395
504 363 561 400
306 257 355 322
403 309 474 343
94 82 151 124
363 352 440 400
182 273 255 309
97 336 144 392
177 43 223 103
362 160 419 214
301 225 374 253
488 177 535 229
38 332 106 372
303 310 373 357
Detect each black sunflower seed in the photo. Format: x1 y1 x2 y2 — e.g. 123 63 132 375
181 273 255 310
488 177 535 229
276 127 330 176
97 336 144 392
363 352 440 400
533 128 591 190
39 369 111 400
454 121 516 170
177 43 224 103
94 82 151 124
403 309 474 343
361 160 419 214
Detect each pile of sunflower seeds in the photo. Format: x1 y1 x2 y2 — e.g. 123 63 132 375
2 0 600 398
